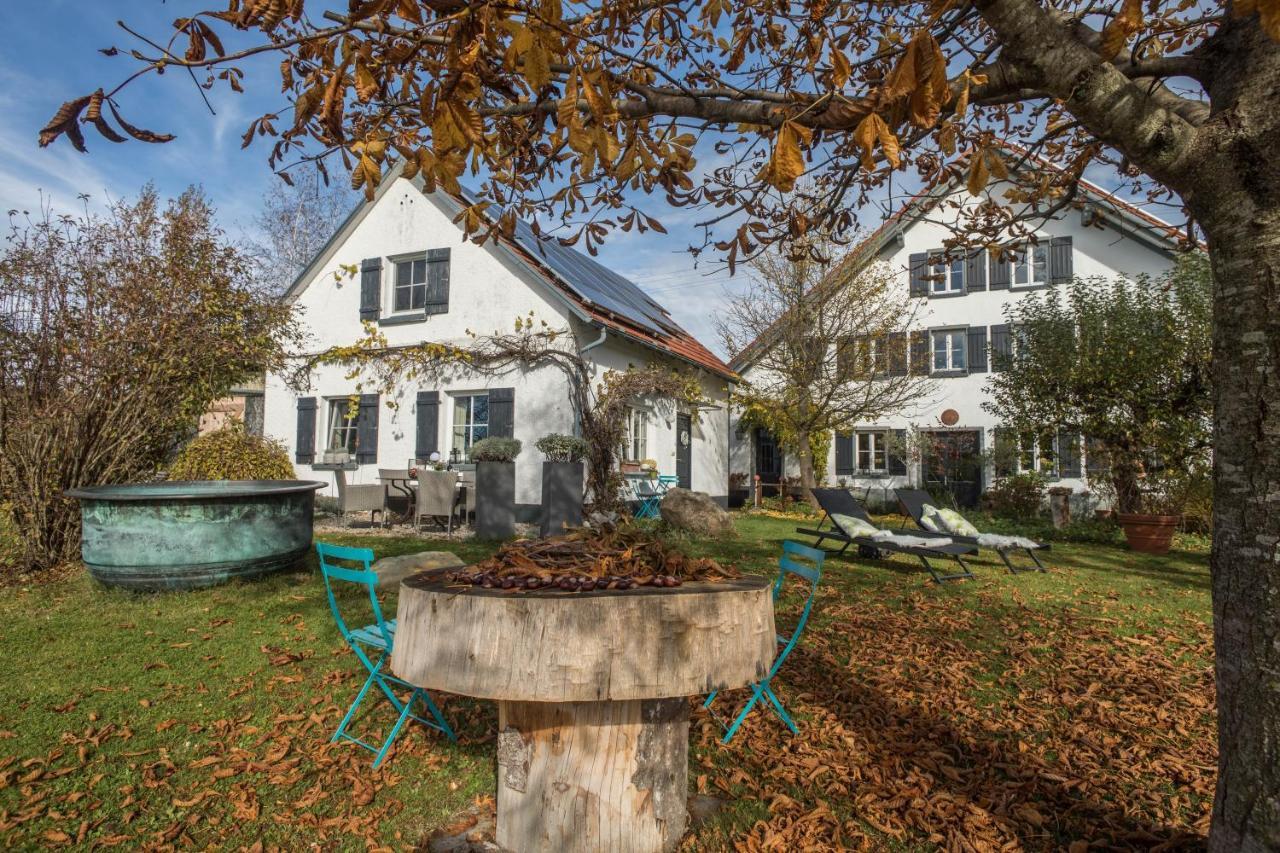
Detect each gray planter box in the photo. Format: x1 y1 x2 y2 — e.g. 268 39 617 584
475 461 516 539
540 461 584 538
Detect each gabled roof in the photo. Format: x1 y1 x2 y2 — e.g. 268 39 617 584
283 161 735 381
728 149 1191 373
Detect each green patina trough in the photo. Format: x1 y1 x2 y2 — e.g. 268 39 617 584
66 480 326 591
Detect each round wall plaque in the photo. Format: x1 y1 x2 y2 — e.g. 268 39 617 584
940 409 960 426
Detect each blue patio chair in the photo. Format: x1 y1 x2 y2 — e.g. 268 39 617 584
316 542 455 768
704 540 824 744
633 477 662 519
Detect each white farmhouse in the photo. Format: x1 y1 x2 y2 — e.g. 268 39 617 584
728 173 1186 510
264 163 736 518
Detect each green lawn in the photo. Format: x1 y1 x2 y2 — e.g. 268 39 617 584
0 513 1214 850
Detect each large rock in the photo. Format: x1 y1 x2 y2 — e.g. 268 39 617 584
659 488 735 537
372 551 465 590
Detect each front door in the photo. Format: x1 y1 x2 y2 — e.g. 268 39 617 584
676 413 692 489
754 428 783 495
920 430 984 509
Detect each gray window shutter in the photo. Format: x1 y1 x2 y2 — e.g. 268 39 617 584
908 252 929 297
888 430 908 475
425 248 451 314
886 332 908 376
835 432 853 475
988 251 1010 290
1085 436 1109 478
488 387 515 438
415 391 439 462
295 397 317 464
990 323 1012 371
1058 430 1082 478
966 248 987 292
1050 236 1073 283
993 427 1015 477
909 330 930 375
360 258 382 321
967 326 988 372
355 393 379 463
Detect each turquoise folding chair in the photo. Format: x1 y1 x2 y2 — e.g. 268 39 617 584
633 478 662 519
316 542 455 768
704 540 823 744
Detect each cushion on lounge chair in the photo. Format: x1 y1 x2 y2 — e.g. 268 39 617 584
921 504 981 537
871 530 953 549
830 513 879 540
977 533 1043 550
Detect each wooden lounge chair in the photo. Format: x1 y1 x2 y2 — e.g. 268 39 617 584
797 488 977 583
894 489 1049 574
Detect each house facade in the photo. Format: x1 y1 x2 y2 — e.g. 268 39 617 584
729 176 1185 511
264 164 735 517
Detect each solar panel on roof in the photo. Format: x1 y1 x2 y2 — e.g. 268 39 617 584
452 186 681 337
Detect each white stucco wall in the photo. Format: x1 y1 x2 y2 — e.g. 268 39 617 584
263 177 731 510
730 182 1180 509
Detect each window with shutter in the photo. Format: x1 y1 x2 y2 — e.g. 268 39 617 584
415 391 440 462
488 387 515 438
355 394 379 464
929 249 965 295
359 258 382 321
965 248 987 292
888 430 908 475
885 332 908 376
993 427 1016 477
1049 236 1074 283
295 397 317 464
990 323 1012 371
1012 243 1048 288
908 252 929 297
425 248 450 314
834 432 854 475
1057 430 1082 477
967 326 988 372
988 250 1011 290
909 330 929 375
930 329 967 372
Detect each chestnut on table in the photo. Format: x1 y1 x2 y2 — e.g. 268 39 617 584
391 569 775 853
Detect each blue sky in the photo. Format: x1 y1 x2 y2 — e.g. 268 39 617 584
0 1 758 354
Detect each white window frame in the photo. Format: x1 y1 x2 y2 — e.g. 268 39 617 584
930 253 965 294
623 408 649 462
931 329 967 372
1012 242 1049 288
391 253 429 314
325 397 359 454
856 431 888 473
1016 430 1057 476
450 392 490 461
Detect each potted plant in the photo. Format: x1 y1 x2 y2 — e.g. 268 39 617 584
471 436 522 539
640 458 659 480
536 433 587 537
728 472 749 508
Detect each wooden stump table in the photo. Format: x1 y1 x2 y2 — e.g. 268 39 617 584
391 571 775 853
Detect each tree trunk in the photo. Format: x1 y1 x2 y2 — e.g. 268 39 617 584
795 427 819 510
1178 20 1280 851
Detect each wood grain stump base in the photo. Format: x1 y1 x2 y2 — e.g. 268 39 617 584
392 570 774 853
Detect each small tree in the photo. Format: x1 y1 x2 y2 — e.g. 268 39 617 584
982 257 1212 514
721 242 934 502
249 166 357 293
0 188 299 572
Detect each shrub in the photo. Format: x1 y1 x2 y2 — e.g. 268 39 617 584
983 472 1046 520
168 422 295 481
470 436 522 463
535 433 588 462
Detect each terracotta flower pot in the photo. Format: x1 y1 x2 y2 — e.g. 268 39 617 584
1116 512 1180 554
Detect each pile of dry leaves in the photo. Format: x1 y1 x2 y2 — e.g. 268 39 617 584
445 525 740 593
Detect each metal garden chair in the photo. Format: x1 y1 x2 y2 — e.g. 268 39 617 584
703 540 824 744
316 542 455 768
633 477 663 519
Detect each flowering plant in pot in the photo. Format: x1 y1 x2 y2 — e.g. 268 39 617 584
982 261 1211 555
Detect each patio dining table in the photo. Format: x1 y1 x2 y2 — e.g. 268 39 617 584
378 472 470 527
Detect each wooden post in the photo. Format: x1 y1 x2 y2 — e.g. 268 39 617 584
496 698 688 852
